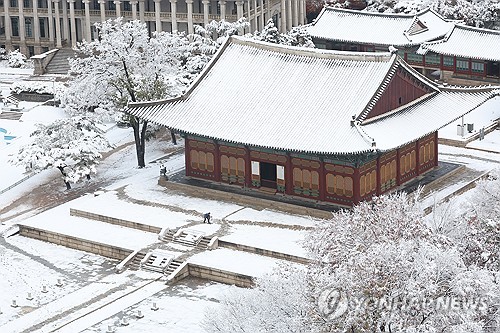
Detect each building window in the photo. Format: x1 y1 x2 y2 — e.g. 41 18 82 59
39 18 45 37
424 53 440 66
25 18 32 37
108 0 115 10
294 167 319 192
399 150 416 176
419 141 435 166
23 0 29 7
93 0 99 10
456 58 469 71
10 0 17 7
327 173 353 197
406 53 423 64
11 17 19 37
190 149 214 172
471 61 484 73
38 0 46 8
443 56 454 67
221 154 244 181
359 170 376 197
380 159 396 191
123 1 131 11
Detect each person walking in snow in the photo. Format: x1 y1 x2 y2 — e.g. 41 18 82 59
203 212 211 224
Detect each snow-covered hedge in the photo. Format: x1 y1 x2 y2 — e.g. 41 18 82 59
10 81 65 95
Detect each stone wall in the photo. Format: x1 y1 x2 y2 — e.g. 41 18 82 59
70 208 162 234
218 240 310 265
188 264 255 288
19 225 132 260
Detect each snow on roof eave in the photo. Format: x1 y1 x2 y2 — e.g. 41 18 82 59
138 115 375 156
361 91 439 125
310 35 430 48
376 91 499 153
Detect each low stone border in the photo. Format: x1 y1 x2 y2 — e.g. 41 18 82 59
18 225 133 260
218 240 310 265
423 170 492 215
70 208 162 234
167 262 254 288
438 121 499 148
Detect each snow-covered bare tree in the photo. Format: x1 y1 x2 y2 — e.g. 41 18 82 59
450 171 500 271
62 19 190 167
253 20 315 47
204 190 499 332
203 266 314 333
61 18 248 167
306 191 498 332
9 117 110 189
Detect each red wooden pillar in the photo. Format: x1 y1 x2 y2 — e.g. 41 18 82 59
214 140 221 182
244 146 251 187
353 167 361 205
396 148 401 186
319 159 326 201
415 140 421 176
184 136 191 176
285 153 293 195
376 156 381 196
434 131 439 167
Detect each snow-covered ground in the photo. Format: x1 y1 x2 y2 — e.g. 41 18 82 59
1 66 500 332
439 96 500 142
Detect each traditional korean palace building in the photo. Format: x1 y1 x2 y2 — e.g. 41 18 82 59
305 7 500 85
307 7 454 54
0 0 303 56
417 25 500 85
126 36 498 207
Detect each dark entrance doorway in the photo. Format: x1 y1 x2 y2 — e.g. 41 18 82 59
487 61 500 77
260 162 277 189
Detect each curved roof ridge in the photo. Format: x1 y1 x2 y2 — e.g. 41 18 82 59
230 35 394 60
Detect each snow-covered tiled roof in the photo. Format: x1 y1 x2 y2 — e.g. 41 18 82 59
362 87 500 151
417 24 500 62
306 7 454 47
126 36 498 156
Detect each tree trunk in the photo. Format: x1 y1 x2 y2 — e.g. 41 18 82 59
170 129 177 145
130 116 147 168
57 166 72 190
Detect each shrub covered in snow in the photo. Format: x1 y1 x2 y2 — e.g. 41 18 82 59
10 81 64 95
7 49 27 68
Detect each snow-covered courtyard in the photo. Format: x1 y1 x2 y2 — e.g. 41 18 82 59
1 50 500 332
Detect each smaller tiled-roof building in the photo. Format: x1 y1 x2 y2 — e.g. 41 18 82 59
126 36 498 208
417 25 500 85
307 7 454 51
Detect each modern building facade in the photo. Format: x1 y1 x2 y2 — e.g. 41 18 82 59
0 0 305 55
126 36 498 208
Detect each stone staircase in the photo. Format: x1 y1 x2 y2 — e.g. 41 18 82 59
45 48 75 75
159 228 211 250
0 110 22 120
126 249 183 275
